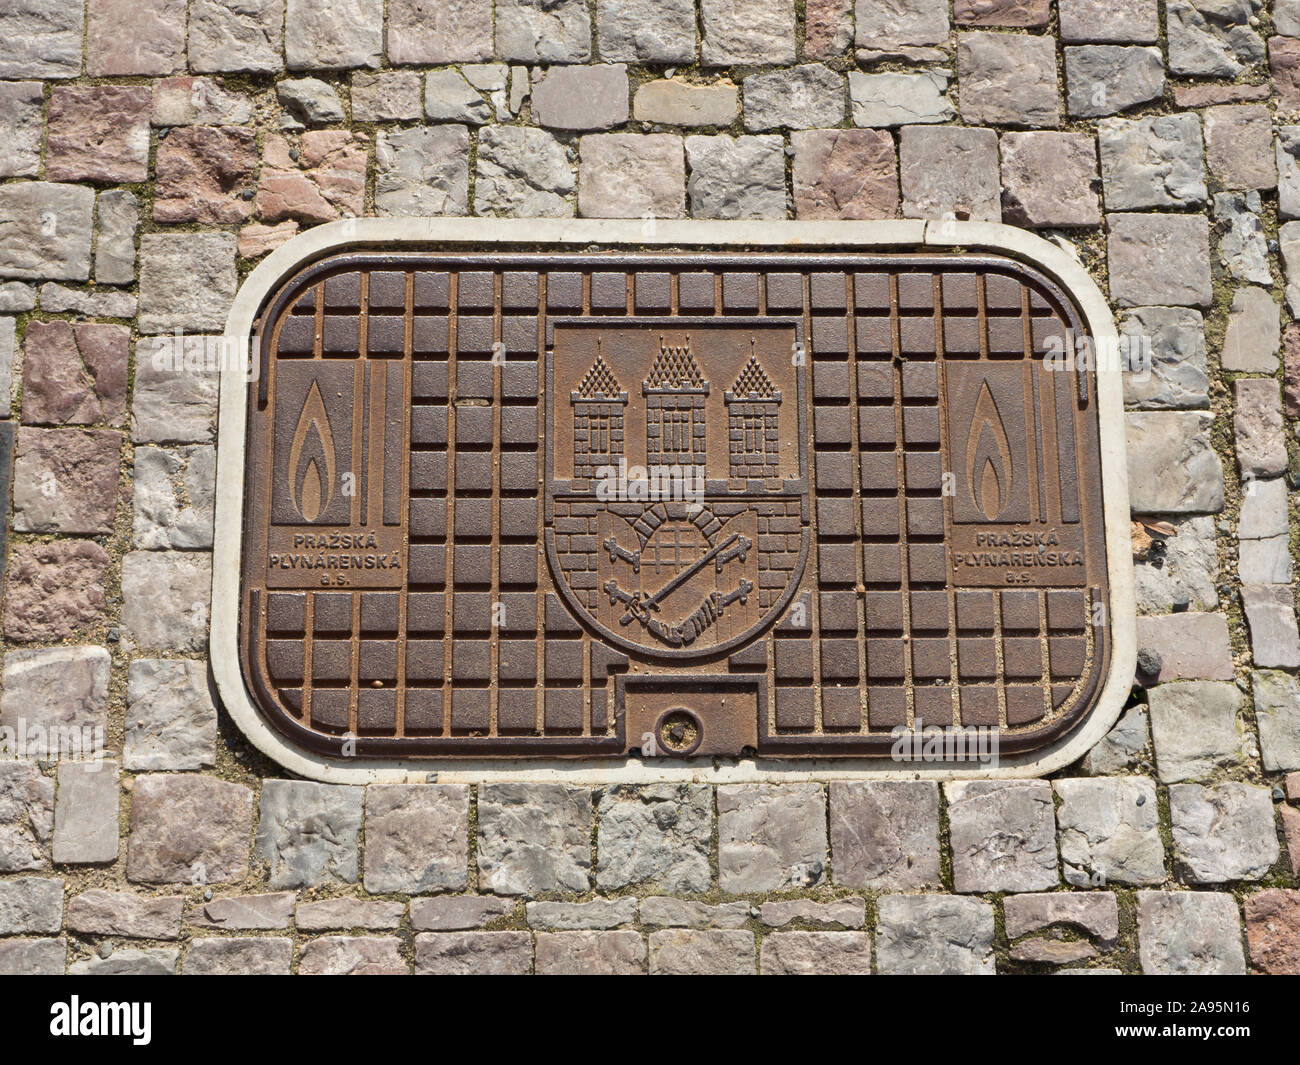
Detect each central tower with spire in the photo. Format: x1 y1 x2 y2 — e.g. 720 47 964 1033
643 334 709 481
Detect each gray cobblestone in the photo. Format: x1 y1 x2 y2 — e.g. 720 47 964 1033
1242 583 1300 669
1281 221 1300 315
849 71 954 127
95 189 138 285
1170 782 1280 883
1125 412 1223 513
718 783 826 893
363 783 469 894
761 931 872 975
39 283 135 318
1004 892 1119 946
1065 46 1165 117
120 551 212 652
0 183 94 282
900 125 1000 223
1099 115 1206 210
0 762 54 873
1120 307 1208 410
1222 286 1280 373
535 930 645 974
702 0 795 66
133 445 215 550
829 780 941 890
0 283 35 313
124 658 217 771
189 0 284 74
1082 705 1149 776
496 0 591 64
189 892 294 930
1253 669 1300 772
0 877 63 935
946 780 1058 893
0 0 83 79
423 69 493 125
52 761 119 865
1109 213 1213 307
1148 680 1245 783
375 126 470 217
138 232 236 333
855 0 947 48
532 65 629 131
131 337 220 444
526 897 637 930
759 898 866 929
414 931 531 975
1167 0 1263 79
477 783 591 897
70 947 178 975
295 898 405 931
1216 191 1271 285
410 895 514 931
686 134 786 220
277 78 344 126
0 82 44 176
1139 891 1245 973
254 780 363 890
1056 777 1165 887
876 895 995 975
743 64 845 130
299 935 407 975
597 0 695 63
638 897 751 929
184 938 292 975
284 0 381 70
1278 128 1300 218
595 784 711 893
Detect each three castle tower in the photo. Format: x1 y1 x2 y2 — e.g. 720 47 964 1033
570 336 781 483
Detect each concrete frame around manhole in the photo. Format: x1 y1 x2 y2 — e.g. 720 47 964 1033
211 218 1135 784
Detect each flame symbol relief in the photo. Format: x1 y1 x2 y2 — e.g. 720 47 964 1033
967 381 1013 521
289 381 336 523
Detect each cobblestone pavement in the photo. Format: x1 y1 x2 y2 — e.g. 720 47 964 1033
0 0 1299 975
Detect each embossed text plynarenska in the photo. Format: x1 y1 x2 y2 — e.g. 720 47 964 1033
227 243 1123 769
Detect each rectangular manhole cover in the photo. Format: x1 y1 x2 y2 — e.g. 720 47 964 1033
212 222 1133 780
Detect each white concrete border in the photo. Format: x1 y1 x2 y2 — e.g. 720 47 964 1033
213 218 1134 784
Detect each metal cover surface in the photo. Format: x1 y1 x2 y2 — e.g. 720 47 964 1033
213 221 1134 782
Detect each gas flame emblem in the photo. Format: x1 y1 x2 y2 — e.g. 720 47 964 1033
289 381 336 523
967 381 1013 521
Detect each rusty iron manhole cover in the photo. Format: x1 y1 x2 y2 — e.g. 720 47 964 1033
212 223 1133 779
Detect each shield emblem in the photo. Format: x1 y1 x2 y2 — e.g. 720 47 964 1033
546 319 810 659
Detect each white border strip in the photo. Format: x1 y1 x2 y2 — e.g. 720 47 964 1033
213 219 1134 784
